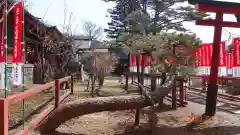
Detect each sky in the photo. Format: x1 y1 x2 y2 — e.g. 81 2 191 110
26 0 240 43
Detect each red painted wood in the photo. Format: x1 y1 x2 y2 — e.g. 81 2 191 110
7 55 13 63
0 98 8 135
14 106 54 135
14 87 71 135
208 12 223 84
59 76 71 83
59 91 71 103
196 3 240 14
7 81 55 104
196 20 240 28
55 79 60 108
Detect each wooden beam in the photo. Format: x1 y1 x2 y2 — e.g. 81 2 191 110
196 3 240 14
196 19 240 28
0 99 8 135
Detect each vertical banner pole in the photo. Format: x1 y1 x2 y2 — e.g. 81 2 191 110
22 0 25 128
4 0 7 98
13 0 24 128
21 0 25 128
0 0 6 93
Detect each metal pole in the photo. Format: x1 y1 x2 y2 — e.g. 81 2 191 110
4 0 8 98
20 0 25 128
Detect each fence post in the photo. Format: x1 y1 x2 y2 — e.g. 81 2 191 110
202 78 206 92
179 81 184 107
0 98 8 135
172 79 177 110
124 75 129 91
71 75 74 94
151 76 156 91
55 79 60 108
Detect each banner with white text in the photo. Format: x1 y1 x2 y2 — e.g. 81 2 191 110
12 1 23 86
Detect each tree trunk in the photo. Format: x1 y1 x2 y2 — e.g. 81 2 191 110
37 80 174 133
33 64 45 84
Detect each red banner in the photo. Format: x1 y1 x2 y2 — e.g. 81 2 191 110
233 38 240 66
144 56 150 66
133 55 136 66
138 55 142 66
0 0 6 63
219 42 227 66
227 53 233 69
201 44 209 66
199 46 205 66
203 43 213 66
13 1 23 63
129 55 133 66
196 42 226 67
0 21 4 62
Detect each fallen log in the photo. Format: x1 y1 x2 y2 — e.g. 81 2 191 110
37 78 174 133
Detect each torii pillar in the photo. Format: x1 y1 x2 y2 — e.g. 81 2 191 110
195 1 240 116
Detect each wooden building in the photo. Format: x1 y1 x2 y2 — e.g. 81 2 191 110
0 0 64 85
0 0 63 64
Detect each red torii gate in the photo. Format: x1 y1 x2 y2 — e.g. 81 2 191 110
190 0 240 116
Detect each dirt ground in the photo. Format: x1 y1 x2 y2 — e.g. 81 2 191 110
49 102 240 135
7 78 240 135
1 84 55 135
27 79 240 135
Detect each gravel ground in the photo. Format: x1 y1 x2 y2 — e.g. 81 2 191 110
24 79 240 135
29 101 240 135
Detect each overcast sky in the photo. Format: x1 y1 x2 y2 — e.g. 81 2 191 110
26 0 240 43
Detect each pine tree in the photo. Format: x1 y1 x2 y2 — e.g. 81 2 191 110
104 0 209 40
104 0 141 39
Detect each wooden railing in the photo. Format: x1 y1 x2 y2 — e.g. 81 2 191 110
187 75 240 100
124 72 188 109
0 75 74 135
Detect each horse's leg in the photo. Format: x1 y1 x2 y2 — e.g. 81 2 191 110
91 75 96 97
98 69 104 90
84 75 91 92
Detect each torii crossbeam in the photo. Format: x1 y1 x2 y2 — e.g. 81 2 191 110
190 0 240 116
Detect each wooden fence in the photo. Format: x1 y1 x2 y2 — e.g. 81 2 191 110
0 75 74 135
187 75 240 101
124 72 188 109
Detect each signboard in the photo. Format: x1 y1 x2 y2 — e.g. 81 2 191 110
12 1 23 86
227 53 233 75
232 38 240 76
0 0 6 90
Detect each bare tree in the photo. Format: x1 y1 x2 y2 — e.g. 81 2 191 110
81 45 118 97
82 20 103 40
30 0 81 84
